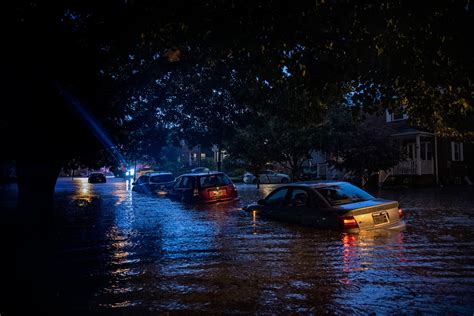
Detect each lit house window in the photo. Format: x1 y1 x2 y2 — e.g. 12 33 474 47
451 142 464 161
386 109 408 122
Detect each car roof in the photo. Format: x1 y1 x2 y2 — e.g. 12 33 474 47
142 172 173 176
179 171 223 177
287 181 348 188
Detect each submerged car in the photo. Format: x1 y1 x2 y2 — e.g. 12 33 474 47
243 170 291 184
167 172 238 203
88 172 106 183
243 181 405 232
132 172 175 194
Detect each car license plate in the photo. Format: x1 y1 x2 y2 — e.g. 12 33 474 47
210 189 225 198
372 212 388 225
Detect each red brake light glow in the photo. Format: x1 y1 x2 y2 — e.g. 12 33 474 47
340 216 359 229
398 207 403 218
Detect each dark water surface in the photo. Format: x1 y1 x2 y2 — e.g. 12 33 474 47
39 179 474 314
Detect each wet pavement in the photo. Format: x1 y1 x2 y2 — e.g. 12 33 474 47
7 178 474 314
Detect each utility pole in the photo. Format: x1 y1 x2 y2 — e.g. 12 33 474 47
134 160 137 181
198 144 201 167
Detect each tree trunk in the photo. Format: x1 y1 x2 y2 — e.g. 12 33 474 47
14 158 62 315
217 147 222 171
198 144 201 167
16 159 61 229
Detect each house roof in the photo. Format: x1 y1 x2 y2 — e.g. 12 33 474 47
391 126 434 137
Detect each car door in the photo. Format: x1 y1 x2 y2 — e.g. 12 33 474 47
260 170 272 183
134 175 149 193
282 187 337 228
260 187 290 219
141 175 152 193
265 170 277 183
307 190 340 229
277 188 312 224
168 176 183 199
173 176 195 202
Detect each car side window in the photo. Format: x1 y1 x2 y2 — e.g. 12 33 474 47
137 176 149 184
265 188 289 206
288 189 309 207
174 177 182 188
150 174 174 183
181 176 194 189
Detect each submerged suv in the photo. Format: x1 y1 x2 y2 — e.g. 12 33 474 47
132 172 175 194
167 172 238 203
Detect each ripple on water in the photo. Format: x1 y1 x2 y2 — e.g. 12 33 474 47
50 179 474 314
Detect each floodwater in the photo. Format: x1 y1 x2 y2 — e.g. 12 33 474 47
21 178 474 314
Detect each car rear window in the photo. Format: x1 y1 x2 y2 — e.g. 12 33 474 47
150 174 174 183
199 174 231 188
315 183 374 206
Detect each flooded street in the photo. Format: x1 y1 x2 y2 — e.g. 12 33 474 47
17 178 474 314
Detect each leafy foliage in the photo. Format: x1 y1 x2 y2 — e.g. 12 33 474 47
5 0 473 172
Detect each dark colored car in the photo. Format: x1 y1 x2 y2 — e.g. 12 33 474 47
243 181 405 232
88 172 106 183
132 172 175 194
167 172 238 203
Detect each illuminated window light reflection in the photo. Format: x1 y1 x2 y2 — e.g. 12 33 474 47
75 177 91 196
252 210 258 235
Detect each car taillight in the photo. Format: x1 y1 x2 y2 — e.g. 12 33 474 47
339 216 359 230
398 207 403 218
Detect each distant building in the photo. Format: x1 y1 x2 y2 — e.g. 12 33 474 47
177 140 212 168
379 109 472 186
305 108 473 187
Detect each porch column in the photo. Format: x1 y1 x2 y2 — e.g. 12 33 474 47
416 134 421 175
434 135 439 184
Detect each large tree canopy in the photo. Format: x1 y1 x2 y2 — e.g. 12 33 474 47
3 0 473 176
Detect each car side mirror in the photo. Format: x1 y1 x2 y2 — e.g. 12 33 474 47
257 199 266 205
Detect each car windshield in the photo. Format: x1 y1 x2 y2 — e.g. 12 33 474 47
199 174 231 188
315 183 374 206
150 174 174 183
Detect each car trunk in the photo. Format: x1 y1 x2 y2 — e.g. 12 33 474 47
335 199 401 230
199 185 236 202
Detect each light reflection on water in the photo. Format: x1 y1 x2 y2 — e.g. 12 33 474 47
52 179 474 314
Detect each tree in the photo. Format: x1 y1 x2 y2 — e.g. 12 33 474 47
225 119 279 188
323 105 402 187
345 1 474 140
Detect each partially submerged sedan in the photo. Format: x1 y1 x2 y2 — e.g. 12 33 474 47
243 181 405 232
